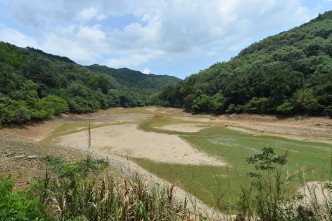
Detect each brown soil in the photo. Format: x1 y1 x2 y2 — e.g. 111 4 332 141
0 133 86 190
146 107 332 143
216 114 332 144
1 120 63 142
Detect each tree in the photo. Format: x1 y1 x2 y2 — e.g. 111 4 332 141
191 94 211 113
292 89 323 115
42 95 69 115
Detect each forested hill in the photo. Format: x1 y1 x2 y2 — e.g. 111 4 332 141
0 42 181 126
157 11 332 117
87 65 181 90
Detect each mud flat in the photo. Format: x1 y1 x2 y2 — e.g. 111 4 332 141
216 114 332 144
55 124 226 166
155 123 210 132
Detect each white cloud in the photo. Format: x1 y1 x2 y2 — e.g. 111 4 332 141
77 25 106 42
142 68 150 74
106 51 163 68
79 8 98 21
104 0 312 65
0 24 38 48
42 24 108 64
97 14 106 21
1 0 317 69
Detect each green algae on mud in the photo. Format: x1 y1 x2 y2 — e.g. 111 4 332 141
134 116 332 209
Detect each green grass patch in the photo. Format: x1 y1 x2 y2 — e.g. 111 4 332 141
134 117 332 210
134 158 236 209
138 115 214 135
110 107 153 115
186 126 331 176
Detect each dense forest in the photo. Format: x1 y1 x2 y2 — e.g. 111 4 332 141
156 11 332 117
0 43 180 127
1 11 331 128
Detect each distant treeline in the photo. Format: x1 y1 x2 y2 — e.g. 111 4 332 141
156 11 332 117
87 65 181 91
0 42 180 127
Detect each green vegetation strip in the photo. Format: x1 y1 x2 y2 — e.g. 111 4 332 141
134 158 238 209
138 115 214 135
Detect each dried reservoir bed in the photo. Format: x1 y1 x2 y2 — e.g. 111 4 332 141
1 107 331 210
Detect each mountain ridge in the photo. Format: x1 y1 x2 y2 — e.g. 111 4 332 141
0 42 181 126
87 64 181 90
156 10 332 117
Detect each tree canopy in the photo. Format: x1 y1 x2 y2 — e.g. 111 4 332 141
156 11 332 117
0 43 181 126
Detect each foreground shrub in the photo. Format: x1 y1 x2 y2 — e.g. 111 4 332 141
0 175 49 220
1 156 190 220
235 147 331 221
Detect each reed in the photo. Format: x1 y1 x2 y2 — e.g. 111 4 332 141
7 155 190 220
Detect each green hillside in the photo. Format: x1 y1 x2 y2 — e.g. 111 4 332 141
0 43 180 126
157 11 332 117
88 65 181 90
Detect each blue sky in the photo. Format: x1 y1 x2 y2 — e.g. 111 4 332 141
0 0 331 79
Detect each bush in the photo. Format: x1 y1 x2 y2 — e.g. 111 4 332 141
42 95 69 115
68 96 100 113
225 103 236 113
5 156 191 220
191 94 211 113
245 97 273 114
276 101 294 115
183 94 196 110
236 148 331 220
292 89 323 115
0 99 31 124
0 175 48 220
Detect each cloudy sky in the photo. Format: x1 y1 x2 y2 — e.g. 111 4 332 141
0 0 331 78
